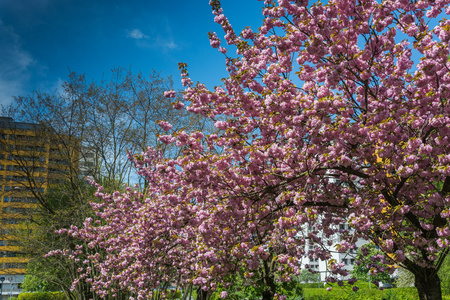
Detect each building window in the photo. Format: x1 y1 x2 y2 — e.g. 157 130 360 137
13 176 27 182
49 168 69 175
3 196 37 203
2 218 23 224
0 251 25 257
34 177 45 182
49 158 70 165
5 240 20 246
0 134 7 139
3 207 34 214
2 263 28 269
7 155 46 162
342 258 355 265
339 224 348 230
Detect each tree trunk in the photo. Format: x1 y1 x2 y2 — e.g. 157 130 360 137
261 272 277 300
414 268 442 300
262 288 275 300
260 253 277 300
181 284 193 300
196 287 212 300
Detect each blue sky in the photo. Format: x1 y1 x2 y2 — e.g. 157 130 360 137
0 0 265 106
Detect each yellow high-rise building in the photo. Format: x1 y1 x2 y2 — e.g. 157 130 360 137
0 116 81 299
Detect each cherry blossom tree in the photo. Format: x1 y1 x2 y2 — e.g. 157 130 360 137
54 0 450 299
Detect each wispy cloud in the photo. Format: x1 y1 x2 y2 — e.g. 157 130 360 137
126 18 178 51
51 77 66 95
127 28 148 40
133 37 179 51
0 19 35 106
165 40 177 49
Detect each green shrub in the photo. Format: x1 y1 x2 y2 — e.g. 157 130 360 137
21 275 60 292
166 289 182 299
303 287 419 300
18 292 66 300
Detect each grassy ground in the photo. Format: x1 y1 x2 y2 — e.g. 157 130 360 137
302 282 419 300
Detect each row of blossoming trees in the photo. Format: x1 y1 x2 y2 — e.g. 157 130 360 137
49 0 450 299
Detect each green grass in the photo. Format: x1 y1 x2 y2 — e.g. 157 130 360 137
302 285 419 300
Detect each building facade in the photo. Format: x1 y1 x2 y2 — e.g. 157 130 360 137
303 223 368 283
0 117 86 299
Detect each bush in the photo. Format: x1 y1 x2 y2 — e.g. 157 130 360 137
21 275 60 292
302 287 419 300
207 281 304 300
18 292 66 300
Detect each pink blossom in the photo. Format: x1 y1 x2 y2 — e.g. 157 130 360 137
163 90 176 98
172 102 185 109
158 121 173 131
158 135 175 144
214 121 228 130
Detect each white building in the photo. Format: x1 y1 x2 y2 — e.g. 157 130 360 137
0 275 24 300
302 223 368 282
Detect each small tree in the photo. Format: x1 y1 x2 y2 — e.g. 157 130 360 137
21 275 60 292
297 270 320 284
351 244 392 285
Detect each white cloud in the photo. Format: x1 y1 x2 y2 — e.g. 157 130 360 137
127 28 148 40
0 19 35 106
127 28 179 50
165 40 177 49
126 17 178 51
51 77 65 95
134 37 178 51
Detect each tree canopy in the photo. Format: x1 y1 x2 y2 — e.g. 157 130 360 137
54 1 450 300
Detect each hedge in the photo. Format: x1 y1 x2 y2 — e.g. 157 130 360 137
303 287 419 300
18 292 66 300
